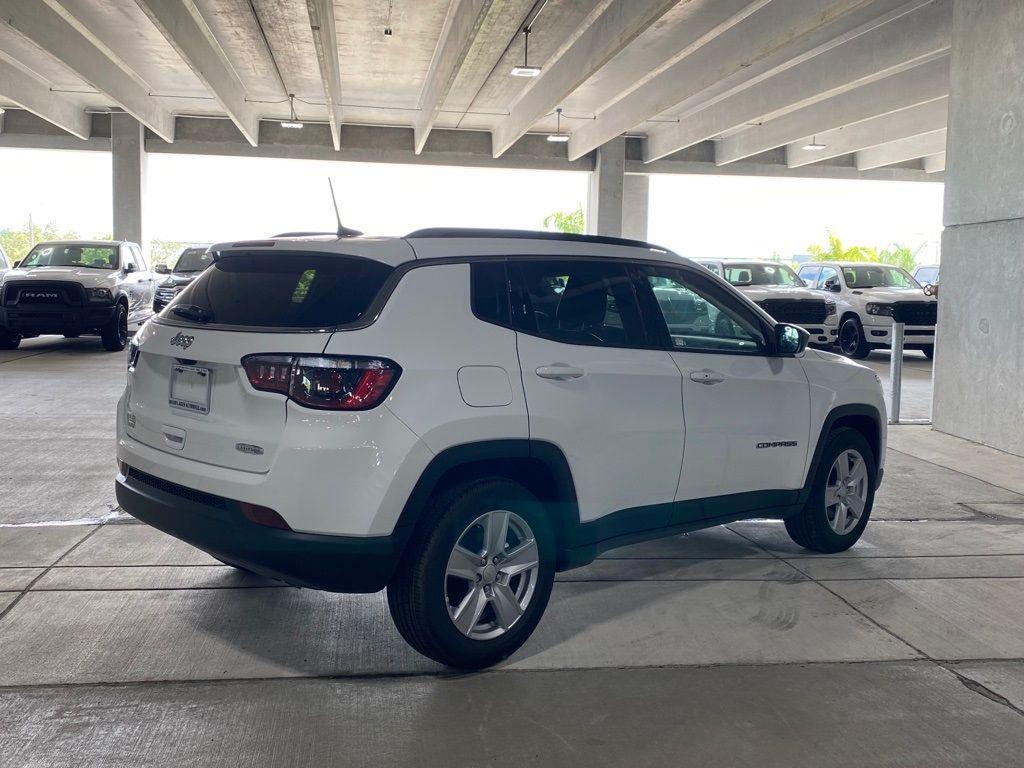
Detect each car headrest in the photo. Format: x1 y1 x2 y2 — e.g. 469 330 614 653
556 278 607 330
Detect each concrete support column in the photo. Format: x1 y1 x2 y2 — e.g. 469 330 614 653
587 137 625 237
932 0 1024 456
111 112 146 246
622 174 650 241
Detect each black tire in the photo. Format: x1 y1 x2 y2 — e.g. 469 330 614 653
921 345 934 360
785 427 877 553
101 303 129 352
388 477 556 670
838 316 871 359
0 331 21 350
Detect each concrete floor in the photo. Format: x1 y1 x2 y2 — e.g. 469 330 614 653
2 336 1023 767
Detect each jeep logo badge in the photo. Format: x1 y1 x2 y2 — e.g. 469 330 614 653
169 331 195 350
235 443 264 456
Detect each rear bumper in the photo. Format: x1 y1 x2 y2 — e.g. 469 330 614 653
115 468 407 593
0 303 117 334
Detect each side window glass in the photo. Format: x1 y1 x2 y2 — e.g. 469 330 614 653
798 266 819 286
818 267 839 290
641 267 766 354
121 247 136 271
471 261 510 327
132 246 148 271
511 260 645 348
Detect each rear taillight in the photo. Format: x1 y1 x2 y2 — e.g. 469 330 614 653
241 354 400 411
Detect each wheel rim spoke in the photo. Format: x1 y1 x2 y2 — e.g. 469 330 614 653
490 583 524 630
446 544 480 582
451 585 488 635
833 502 848 533
846 493 865 518
499 538 539 577
826 449 869 535
825 484 841 507
484 511 509 558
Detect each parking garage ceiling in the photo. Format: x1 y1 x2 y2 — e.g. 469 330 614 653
0 0 950 173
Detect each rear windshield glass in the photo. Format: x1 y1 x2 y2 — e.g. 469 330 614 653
169 252 394 328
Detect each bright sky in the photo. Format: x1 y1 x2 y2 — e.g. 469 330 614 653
0 147 943 261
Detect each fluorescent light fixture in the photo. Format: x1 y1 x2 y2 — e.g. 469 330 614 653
803 136 827 151
511 27 540 77
547 107 569 142
280 94 303 129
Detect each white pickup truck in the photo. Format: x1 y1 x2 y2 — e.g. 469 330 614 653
798 262 938 359
0 240 155 351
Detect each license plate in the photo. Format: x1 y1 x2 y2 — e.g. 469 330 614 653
169 365 212 415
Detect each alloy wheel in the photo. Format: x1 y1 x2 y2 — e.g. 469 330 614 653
825 449 869 535
444 509 539 641
839 320 860 356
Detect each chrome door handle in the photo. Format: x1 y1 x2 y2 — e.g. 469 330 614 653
690 369 725 385
536 365 585 380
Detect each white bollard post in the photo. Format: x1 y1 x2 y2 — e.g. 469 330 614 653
889 322 904 425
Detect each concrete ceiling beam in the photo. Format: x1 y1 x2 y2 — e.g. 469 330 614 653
415 0 496 155
135 0 259 147
716 55 949 165
0 0 175 141
490 0 679 159
0 51 90 139
305 0 343 151
786 96 947 167
645 0 950 163
855 128 947 169
569 0 941 162
922 152 945 173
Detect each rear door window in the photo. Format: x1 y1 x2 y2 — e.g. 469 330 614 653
509 259 646 348
170 252 394 329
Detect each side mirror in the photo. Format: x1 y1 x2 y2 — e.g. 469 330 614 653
155 264 170 274
12 260 21 269
123 262 137 274
776 323 809 356
824 279 841 292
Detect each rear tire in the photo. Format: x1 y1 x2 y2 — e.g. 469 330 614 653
0 331 20 350
388 477 555 669
838 316 871 359
101 303 128 352
785 427 876 553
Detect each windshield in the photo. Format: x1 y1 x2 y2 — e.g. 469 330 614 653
842 265 920 289
174 248 213 273
723 263 804 287
20 244 118 270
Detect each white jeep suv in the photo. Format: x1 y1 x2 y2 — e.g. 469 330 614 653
115 229 886 669
797 261 937 359
0 240 155 351
696 260 838 348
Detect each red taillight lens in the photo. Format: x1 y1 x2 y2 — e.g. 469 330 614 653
241 355 400 411
242 355 293 395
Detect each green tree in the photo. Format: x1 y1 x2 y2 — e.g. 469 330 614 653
0 220 80 263
149 240 193 268
807 230 925 271
543 205 585 234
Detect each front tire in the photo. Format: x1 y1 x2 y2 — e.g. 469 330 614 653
388 477 555 669
785 427 876 553
838 316 871 359
0 331 21 350
101 303 128 352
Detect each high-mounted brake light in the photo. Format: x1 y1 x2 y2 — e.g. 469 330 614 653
241 354 400 411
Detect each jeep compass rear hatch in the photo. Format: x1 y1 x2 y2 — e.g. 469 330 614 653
126 252 394 472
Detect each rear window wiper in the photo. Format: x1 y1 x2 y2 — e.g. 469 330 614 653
171 304 214 323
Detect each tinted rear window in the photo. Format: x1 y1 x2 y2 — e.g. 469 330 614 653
169 252 393 328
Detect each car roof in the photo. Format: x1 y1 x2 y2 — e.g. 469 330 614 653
814 261 904 268
211 228 688 268
31 240 130 248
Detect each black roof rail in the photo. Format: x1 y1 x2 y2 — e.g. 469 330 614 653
404 227 673 253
